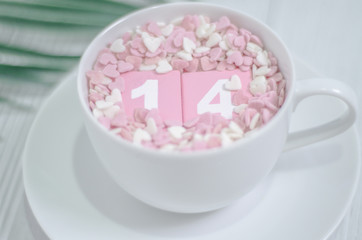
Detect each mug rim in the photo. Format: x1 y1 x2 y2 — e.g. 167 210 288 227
77 1 296 158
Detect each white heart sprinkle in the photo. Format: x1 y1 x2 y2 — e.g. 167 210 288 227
105 89 122 103
254 66 271 76
219 40 229 50
206 32 222 48
220 131 233 146
228 132 244 140
233 104 248 114
94 86 108 95
160 144 177 151
176 50 193 61
250 113 260 130
224 74 242 91
95 100 114 109
196 23 216 39
195 46 210 53
135 26 143 35
157 22 166 27
168 126 186 139
246 42 262 53
101 77 112 85
183 37 196 53
110 39 126 53
226 49 235 57
133 128 151 145
250 76 267 95
141 32 151 39
145 118 158 135
92 108 104 118
161 24 174 36
103 105 120 119
143 37 162 53
228 121 244 135
256 50 269 66
193 133 203 141
139 64 157 71
156 59 173 73
171 16 183 25
110 128 122 134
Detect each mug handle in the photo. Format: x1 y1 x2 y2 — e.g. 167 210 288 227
284 78 358 151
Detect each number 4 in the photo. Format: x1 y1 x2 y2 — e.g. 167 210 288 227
197 79 234 119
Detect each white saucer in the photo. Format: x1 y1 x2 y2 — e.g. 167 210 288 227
23 61 361 240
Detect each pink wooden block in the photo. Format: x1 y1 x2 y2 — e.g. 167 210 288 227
181 69 252 123
121 70 183 124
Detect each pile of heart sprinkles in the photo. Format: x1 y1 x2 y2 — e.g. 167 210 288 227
87 15 286 152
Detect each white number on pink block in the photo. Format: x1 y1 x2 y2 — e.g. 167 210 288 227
131 79 158 110
197 79 234 119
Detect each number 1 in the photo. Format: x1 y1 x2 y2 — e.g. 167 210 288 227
131 79 158 110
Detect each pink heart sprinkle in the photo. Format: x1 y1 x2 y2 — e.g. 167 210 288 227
248 99 265 111
122 32 132 43
215 16 231 31
98 52 117 65
200 56 217 71
183 31 197 43
173 32 184 47
146 48 162 58
181 15 196 31
216 61 227 71
89 101 95 110
225 34 236 48
268 78 277 91
130 48 144 57
131 37 144 49
233 36 246 49
227 51 243 66
207 136 222 148
98 117 111 129
89 92 104 102
242 56 253 66
240 65 251 72
134 108 149 123
184 58 199 72
103 64 120 78
164 36 180 53
268 72 283 82
145 109 163 126
266 66 278 77
192 141 208 151
198 112 213 125
108 77 125 92
111 112 128 127
120 128 133 142
261 108 273 124
125 56 142 69
239 28 251 37
86 70 104 84
250 35 264 47
232 90 248 105
117 60 134 73
171 58 189 71
209 47 223 61
144 56 161 65
183 116 200 128
147 21 162 36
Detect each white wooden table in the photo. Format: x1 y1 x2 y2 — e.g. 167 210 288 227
1 0 361 239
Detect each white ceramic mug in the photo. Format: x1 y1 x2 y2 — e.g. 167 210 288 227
77 2 358 213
